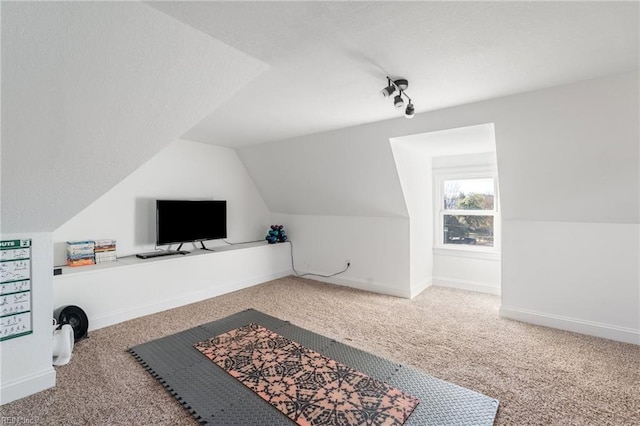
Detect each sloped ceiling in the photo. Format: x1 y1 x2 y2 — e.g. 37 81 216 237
2 2 637 232
1 2 267 232
150 1 639 147
238 123 410 218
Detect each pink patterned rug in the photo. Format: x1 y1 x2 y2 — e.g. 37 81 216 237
194 323 419 426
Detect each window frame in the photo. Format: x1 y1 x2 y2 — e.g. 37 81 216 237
434 166 501 256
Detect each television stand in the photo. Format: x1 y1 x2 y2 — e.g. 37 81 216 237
136 250 187 259
174 243 192 254
199 241 215 252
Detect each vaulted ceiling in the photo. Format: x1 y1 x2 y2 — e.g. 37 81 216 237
149 1 639 147
2 1 638 233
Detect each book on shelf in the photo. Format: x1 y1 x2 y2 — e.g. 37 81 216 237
67 248 94 255
65 239 117 266
66 240 95 249
95 251 117 264
94 239 117 263
67 257 95 267
94 246 116 252
67 253 96 260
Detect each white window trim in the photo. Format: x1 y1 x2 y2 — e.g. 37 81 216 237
433 165 501 255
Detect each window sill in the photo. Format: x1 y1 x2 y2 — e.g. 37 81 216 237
433 247 501 261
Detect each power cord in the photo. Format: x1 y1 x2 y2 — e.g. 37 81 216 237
288 241 350 278
193 239 265 251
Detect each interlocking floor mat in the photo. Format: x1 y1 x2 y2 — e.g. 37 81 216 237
129 309 499 425
194 323 420 425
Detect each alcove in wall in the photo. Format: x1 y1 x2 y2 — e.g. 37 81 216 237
390 123 500 296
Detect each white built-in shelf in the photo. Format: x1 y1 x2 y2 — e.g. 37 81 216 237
57 241 273 276
53 241 292 331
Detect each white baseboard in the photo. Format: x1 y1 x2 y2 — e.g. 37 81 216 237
296 270 411 298
0 367 56 405
499 306 640 345
89 269 293 331
433 277 501 295
410 279 433 298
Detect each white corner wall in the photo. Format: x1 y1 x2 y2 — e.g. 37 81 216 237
53 140 271 265
0 232 56 405
390 142 434 297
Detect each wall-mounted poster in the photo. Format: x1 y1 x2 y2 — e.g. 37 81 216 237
0 239 33 341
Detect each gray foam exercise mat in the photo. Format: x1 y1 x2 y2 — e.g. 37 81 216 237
129 309 499 425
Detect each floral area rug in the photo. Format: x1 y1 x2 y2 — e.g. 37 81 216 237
194 323 420 426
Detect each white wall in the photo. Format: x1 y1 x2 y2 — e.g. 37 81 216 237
390 142 434 297
53 140 271 265
272 213 411 298
1 1 266 233
238 126 412 297
0 232 56 405
432 253 501 295
493 73 639 344
240 72 639 344
494 75 638 225
501 220 638 342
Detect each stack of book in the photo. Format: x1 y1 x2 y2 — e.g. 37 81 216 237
66 241 95 267
94 239 117 264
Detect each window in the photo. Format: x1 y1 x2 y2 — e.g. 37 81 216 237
435 173 499 252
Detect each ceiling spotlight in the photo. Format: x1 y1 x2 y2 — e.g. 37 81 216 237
394 79 409 91
380 84 396 98
380 76 416 119
405 102 415 119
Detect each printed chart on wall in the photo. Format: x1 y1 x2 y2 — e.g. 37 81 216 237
0 239 33 341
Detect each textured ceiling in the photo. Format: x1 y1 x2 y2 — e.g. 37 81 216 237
1 2 267 232
150 1 638 147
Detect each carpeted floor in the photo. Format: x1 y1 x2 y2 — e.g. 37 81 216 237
2 276 639 425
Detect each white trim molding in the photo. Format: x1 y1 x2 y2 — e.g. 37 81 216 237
410 278 433 299
297 270 412 299
0 367 56 405
433 277 501 295
433 247 501 261
499 306 640 345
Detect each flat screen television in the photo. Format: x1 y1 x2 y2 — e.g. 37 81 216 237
156 199 227 247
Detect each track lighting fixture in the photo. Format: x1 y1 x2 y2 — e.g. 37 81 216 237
405 102 415 118
380 84 396 98
380 77 415 119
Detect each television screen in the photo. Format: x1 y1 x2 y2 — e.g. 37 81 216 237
156 200 227 246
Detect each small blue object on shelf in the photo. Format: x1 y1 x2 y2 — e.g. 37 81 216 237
265 225 287 244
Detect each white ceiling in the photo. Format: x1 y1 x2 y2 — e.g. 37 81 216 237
391 123 496 158
148 1 639 148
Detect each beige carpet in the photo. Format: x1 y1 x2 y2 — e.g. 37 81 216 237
2 276 639 425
